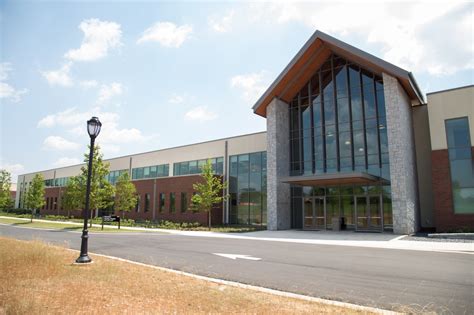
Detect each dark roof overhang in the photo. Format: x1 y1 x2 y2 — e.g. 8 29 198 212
252 30 425 117
281 172 388 186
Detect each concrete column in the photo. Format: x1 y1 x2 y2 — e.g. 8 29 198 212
266 97 291 230
383 73 419 234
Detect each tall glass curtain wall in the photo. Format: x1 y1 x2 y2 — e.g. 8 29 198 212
445 117 474 213
229 152 267 225
289 54 389 178
289 54 392 230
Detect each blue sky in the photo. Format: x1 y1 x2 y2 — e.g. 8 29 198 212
1 0 473 182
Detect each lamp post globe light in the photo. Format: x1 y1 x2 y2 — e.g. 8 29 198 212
76 116 102 264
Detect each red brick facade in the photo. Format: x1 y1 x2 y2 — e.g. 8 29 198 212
39 175 223 226
431 149 474 232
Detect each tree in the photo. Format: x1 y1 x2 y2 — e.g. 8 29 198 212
191 159 228 230
0 169 12 211
114 172 137 220
80 145 115 226
24 174 45 222
62 176 85 218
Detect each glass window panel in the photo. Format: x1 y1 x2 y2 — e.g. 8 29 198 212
324 95 335 125
448 148 472 160
339 122 350 132
453 188 474 214
181 192 187 212
446 117 471 149
300 83 309 98
302 104 311 130
311 74 320 96
348 65 360 86
144 167 150 177
340 157 352 172
366 128 379 155
363 84 376 119
450 159 474 187
376 89 386 117
361 71 373 86
380 128 388 153
189 161 198 174
351 88 363 121
335 66 348 96
312 99 322 127
291 107 299 132
339 132 352 158
315 160 324 174
216 157 224 174
337 97 350 123
326 159 337 173
303 137 312 162
181 162 189 175
169 193 175 213
354 130 365 156
314 135 324 160
325 133 336 159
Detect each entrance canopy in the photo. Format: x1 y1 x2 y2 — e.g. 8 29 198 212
281 172 387 186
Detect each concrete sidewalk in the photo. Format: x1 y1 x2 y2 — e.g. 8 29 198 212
2 216 473 254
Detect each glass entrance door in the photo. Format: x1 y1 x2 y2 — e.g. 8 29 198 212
303 197 325 230
355 195 382 232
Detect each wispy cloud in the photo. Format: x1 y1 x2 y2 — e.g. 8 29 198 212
184 106 218 122
53 157 81 167
97 82 123 104
65 18 122 62
41 62 74 87
209 10 235 33
0 62 28 103
137 22 192 47
230 71 270 104
43 136 81 151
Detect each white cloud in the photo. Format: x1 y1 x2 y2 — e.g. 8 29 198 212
184 106 218 122
0 162 25 183
209 10 235 33
80 80 99 88
53 157 81 167
97 82 123 103
38 107 156 157
230 71 269 104
43 136 81 151
246 2 473 76
65 18 122 62
37 107 90 128
41 62 73 87
168 94 185 104
137 22 193 47
0 62 28 103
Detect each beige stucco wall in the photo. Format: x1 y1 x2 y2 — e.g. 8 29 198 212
412 105 434 228
17 132 266 181
427 86 474 150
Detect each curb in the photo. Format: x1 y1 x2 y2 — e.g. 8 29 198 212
62 247 400 315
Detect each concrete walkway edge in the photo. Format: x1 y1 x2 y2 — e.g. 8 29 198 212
1 216 472 254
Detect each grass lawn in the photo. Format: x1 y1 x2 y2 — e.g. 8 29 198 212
0 217 152 233
0 237 369 314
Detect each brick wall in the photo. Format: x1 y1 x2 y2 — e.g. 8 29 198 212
123 175 223 226
431 149 474 232
39 175 224 226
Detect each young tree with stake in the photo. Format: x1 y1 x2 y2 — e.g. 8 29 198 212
24 174 46 222
191 159 228 230
114 172 137 220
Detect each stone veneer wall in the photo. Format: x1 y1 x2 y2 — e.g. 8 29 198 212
266 97 291 230
383 73 419 234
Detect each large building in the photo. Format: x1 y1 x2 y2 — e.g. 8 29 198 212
16 31 473 233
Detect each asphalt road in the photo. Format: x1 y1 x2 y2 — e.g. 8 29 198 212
2 225 473 314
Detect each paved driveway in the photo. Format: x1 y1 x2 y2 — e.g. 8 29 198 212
2 224 473 314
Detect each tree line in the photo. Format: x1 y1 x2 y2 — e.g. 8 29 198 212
1 145 227 229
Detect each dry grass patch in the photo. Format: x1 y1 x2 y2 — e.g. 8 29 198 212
0 237 372 314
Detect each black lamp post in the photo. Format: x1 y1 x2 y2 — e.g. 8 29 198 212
76 116 102 264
